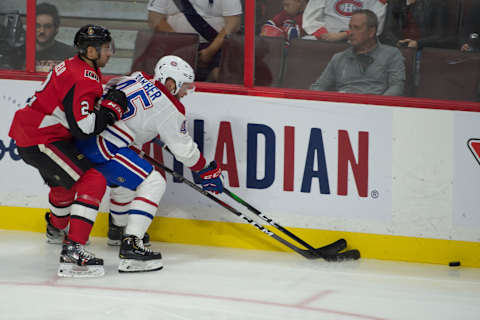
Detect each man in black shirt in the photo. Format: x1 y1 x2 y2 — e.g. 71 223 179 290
11 2 76 71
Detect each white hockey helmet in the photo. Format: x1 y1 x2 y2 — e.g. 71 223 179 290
154 55 195 96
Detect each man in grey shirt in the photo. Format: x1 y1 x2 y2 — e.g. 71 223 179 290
311 9 405 96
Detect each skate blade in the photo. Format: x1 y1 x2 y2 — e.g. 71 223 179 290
57 263 104 278
118 259 163 273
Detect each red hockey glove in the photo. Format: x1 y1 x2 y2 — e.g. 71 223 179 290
198 161 223 194
101 88 128 122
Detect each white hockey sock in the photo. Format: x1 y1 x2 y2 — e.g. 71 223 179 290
125 214 152 238
110 187 135 227
50 205 70 218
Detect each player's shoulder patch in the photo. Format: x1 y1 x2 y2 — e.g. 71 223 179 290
84 69 100 82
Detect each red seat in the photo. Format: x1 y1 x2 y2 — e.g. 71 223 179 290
130 31 199 75
416 48 480 101
218 34 286 86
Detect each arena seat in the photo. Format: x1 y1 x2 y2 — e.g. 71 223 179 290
281 39 348 90
218 34 286 86
130 31 199 75
415 48 480 101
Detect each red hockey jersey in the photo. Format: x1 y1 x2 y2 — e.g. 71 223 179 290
9 55 104 147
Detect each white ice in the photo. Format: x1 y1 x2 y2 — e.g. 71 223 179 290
0 230 479 320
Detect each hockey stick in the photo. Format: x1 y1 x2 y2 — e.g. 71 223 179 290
136 148 359 261
223 188 360 260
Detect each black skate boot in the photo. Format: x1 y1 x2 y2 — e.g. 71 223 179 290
58 238 104 278
118 234 163 273
108 214 151 247
107 214 124 246
45 212 66 244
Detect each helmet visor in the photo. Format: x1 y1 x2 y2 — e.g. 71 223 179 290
178 82 195 96
100 40 115 55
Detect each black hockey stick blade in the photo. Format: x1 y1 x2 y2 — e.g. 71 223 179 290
323 249 361 262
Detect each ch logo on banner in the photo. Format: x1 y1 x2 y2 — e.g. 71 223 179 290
467 138 480 166
0 138 21 161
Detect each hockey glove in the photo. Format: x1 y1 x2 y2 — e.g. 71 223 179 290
198 161 223 194
101 88 128 123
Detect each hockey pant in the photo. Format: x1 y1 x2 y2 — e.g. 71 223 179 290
76 137 166 238
17 141 107 244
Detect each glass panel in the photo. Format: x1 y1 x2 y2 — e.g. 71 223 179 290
0 1 26 71
259 0 479 103
34 0 148 75
145 0 243 82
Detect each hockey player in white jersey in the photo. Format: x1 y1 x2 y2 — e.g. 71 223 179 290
302 0 387 41
75 55 223 273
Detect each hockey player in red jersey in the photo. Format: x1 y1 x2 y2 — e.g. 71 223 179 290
8 24 127 278
74 55 223 272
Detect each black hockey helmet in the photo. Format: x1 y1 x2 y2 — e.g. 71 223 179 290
73 24 112 54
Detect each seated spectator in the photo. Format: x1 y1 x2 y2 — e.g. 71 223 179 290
302 0 387 42
310 9 405 96
147 0 242 82
460 3 480 52
380 0 450 49
11 2 76 72
260 0 308 41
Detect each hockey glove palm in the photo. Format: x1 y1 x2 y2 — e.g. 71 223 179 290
101 88 128 123
198 161 223 194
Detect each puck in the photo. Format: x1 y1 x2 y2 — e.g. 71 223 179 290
449 261 461 267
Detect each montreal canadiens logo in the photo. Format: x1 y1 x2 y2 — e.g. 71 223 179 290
335 0 363 17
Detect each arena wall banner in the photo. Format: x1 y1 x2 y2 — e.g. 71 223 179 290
0 79 479 267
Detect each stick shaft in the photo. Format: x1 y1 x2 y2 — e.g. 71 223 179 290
135 148 322 259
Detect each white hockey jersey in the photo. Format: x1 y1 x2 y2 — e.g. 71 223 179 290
100 71 205 169
302 0 387 36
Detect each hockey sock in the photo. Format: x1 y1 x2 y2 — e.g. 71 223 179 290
67 168 106 244
110 186 135 227
48 186 75 229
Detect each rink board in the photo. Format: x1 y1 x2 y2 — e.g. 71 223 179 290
1 79 480 267
1 206 479 268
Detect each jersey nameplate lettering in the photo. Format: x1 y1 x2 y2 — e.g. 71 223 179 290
84 70 100 82
135 73 162 101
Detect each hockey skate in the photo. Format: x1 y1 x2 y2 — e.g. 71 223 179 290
118 235 163 273
58 238 104 278
45 212 66 244
108 214 151 247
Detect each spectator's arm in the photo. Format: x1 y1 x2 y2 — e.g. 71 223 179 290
383 50 405 96
199 14 241 64
148 11 174 32
302 0 329 38
310 59 336 91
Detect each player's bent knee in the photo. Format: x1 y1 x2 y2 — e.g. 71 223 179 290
136 170 166 203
